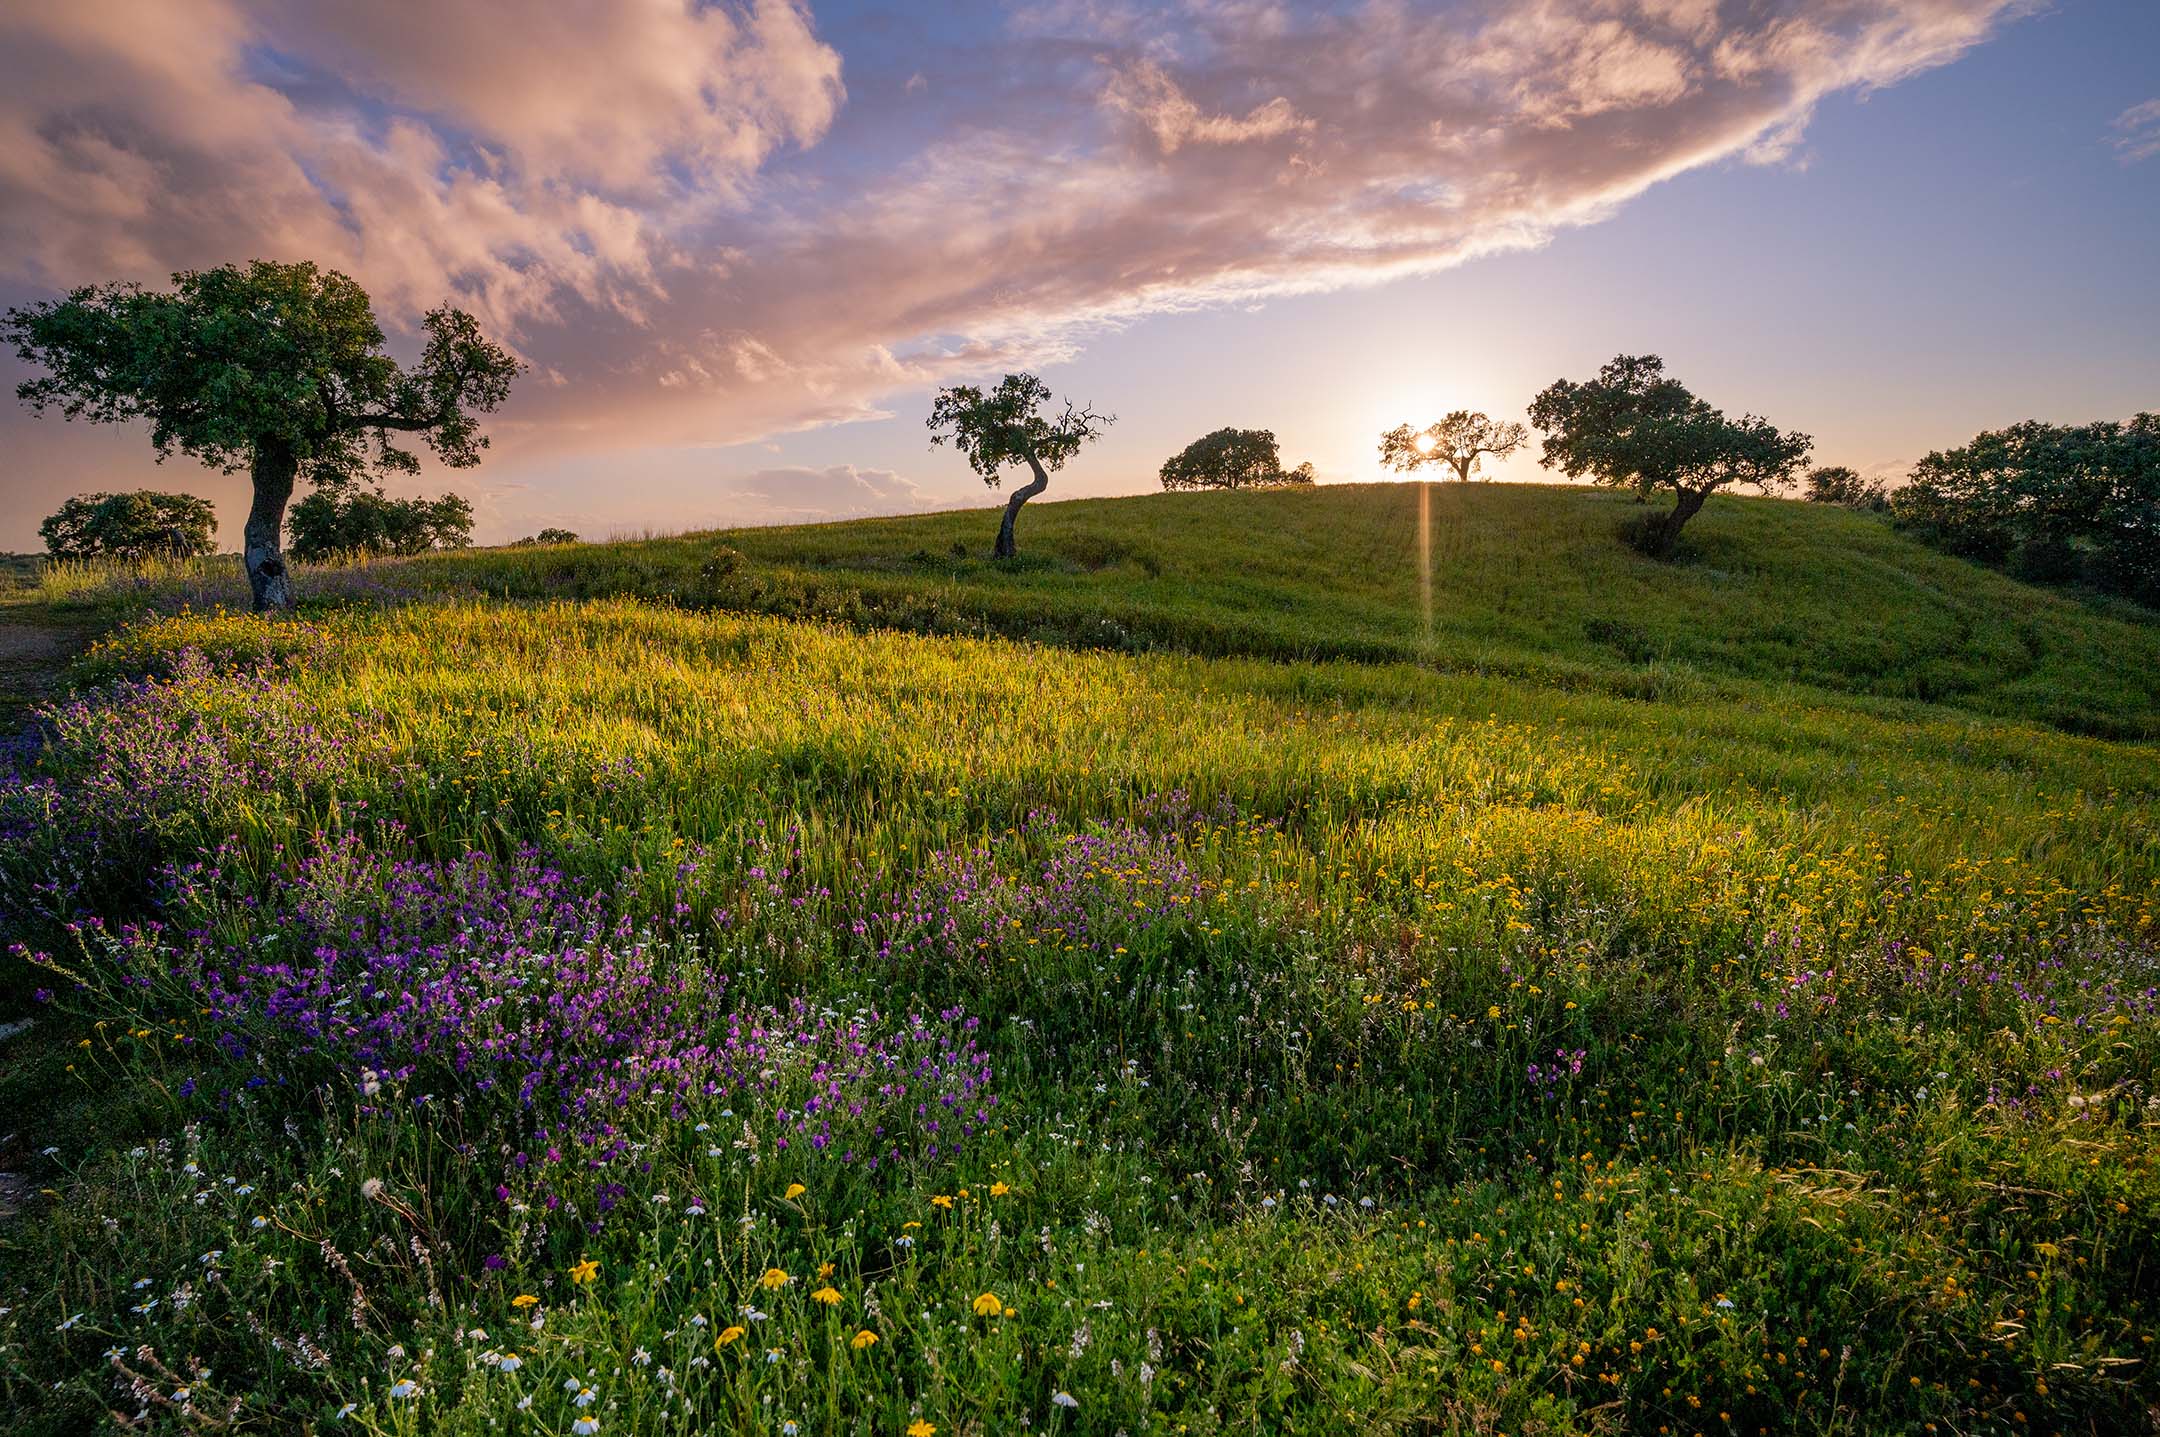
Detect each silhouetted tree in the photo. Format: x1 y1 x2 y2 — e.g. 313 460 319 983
1378 410 1528 483
1893 415 2160 604
522 528 582 546
287 488 474 561
1159 427 1312 490
1803 465 1889 512
4 260 518 611
928 373 1111 558
40 490 218 564
1527 354 1811 556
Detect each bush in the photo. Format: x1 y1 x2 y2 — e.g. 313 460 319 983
287 486 474 561
1801 465 1889 512
1895 414 2159 605
39 490 217 563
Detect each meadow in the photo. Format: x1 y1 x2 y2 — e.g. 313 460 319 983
0 483 2155 1435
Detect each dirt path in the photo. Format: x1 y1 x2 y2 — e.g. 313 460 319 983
0 611 99 1218
0 612 96 732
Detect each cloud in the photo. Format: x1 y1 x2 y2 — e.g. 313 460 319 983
0 0 2027 533
705 464 942 525
0 0 842 331
2112 99 2160 164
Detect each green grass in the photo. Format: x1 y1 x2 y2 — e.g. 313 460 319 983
30 484 2160 736
1 484 2156 1435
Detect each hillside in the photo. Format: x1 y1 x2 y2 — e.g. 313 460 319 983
5 480 2159 1434
98 482 2149 738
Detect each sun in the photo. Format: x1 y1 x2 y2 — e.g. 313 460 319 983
1412 430 1438 456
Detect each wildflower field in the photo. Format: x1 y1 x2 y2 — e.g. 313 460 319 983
1 484 2156 1435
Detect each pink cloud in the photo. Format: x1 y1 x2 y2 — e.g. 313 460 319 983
0 0 2026 534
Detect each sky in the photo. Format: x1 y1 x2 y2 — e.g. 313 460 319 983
1 0 2155 549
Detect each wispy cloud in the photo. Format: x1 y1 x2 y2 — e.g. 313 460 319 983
2111 98 2160 164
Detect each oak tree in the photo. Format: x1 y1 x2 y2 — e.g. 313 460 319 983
1378 410 1528 483
5 260 518 611
928 373 1111 558
1527 355 1810 555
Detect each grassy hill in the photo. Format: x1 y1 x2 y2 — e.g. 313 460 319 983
3 481 2157 1433
48 482 2156 736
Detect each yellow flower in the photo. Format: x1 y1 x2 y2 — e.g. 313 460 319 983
510 1294 539 1309
930 1195 954 1210
568 1258 599 1285
909 1422 937 1437
811 1285 843 1305
759 1267 792 1289
972 1292 1004 1318
784 1183 807 1200
716 1325 746 1348
851 1329 879 1350
818 1261 836 1279
989 1182 1010 1197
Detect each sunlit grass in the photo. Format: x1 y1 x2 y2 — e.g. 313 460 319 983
3 493 2156 1433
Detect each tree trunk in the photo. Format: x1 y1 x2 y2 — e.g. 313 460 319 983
244 441 299 613
1649 486 1710 556
993 453 1050 559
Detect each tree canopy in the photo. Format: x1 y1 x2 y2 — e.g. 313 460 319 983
287 488 475 562
1378 410 1528 483
4 259 518 610
1893 415 2159 604
1527 354 1811 555
39 490 219 564
1803 465 1889 512
1159 428 1313 491
928 373 1111 557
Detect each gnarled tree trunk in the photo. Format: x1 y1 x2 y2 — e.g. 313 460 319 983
244 440 298 613
994 452 1050 559
1649 485 1710 556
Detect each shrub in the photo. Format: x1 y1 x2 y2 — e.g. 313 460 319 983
287 486 474 560
39 490 218 563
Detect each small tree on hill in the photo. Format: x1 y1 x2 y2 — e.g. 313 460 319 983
4 260 519 612
40 491 218 564
513 528 581 547
288 488 474 561
928 373 1111 558
1803 465 1889 512
1378 410 1528 483
1159 428 1312 490
1527 354 1811 556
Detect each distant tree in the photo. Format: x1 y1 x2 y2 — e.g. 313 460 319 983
1893 415 2160 605
928 373 1112 558
40 490 218 564
531 528 580 546
287 488 474 561
4 260 519 612
1527 354 1812 556
1803 465 1889 512
1378 410 1528 483
1159 428 1313 490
